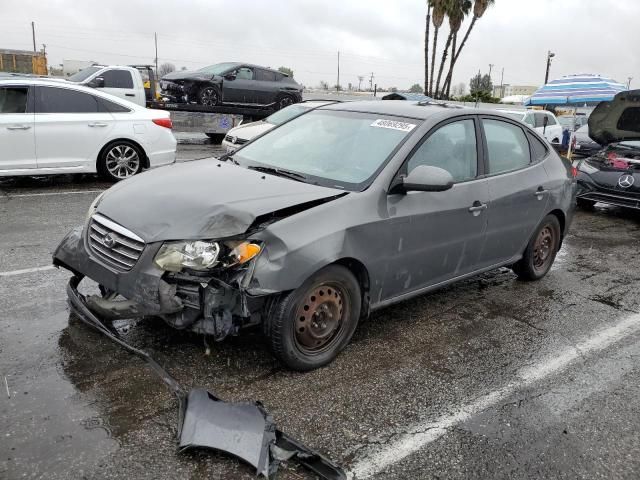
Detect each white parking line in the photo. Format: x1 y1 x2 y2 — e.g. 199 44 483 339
2 189 104 198
349 313 640 479
0 265 56 277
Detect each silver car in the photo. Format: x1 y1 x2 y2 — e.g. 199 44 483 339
54 101 576 371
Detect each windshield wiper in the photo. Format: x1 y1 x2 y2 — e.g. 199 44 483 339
247 165 308 182
217 152 239 165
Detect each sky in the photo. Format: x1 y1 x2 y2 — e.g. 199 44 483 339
1 0 638 92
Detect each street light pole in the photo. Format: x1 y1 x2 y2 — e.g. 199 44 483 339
544 51 555 84
627 77 633 89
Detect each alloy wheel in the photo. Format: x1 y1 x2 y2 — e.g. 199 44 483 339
279 96 294 109
200 88 218 106
105 145 140 180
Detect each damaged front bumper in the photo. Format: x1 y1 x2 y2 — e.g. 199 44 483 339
65 275 345 479
53 227 266 341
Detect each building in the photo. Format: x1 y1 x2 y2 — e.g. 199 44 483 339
494 84 538 99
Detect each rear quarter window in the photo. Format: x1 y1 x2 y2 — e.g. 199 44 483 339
528 133 549 162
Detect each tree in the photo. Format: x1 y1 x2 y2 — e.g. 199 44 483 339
442 0 495 96
424 2 431 94
158 63 175 77
181 66 187 70
409 83 424 93
469 73 492 95
319 80 329 90
278 66 294 77
434 0 471 98
429 0 447 96
451 82 466 96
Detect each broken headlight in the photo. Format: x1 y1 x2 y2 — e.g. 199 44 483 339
154 240 261 272
155 241 221 272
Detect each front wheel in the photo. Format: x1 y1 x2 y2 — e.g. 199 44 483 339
267 265 361 371
97 141 143 182
198 86 220 107
275 94 294 110
512 214 561 281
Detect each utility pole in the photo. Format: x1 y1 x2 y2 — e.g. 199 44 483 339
357 75 364 92
544 50 555 84
369 72 374 92
488 63 494 80
336 51 340 92
627 77 633 89
31 21 36 52
499 67 504 98
154 32 159 77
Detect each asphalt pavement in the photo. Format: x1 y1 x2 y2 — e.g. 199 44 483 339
1 143 640 479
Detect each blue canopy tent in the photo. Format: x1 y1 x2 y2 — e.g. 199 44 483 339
525 74 627 106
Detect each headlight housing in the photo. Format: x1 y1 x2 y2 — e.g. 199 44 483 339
154 240 261 272
578 160 599 175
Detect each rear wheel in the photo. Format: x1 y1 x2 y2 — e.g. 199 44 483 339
275 94 294 110
512 214 561 281
576 198 596 209
267 265 361 371
97 141 143 182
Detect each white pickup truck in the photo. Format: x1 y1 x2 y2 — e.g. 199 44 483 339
66 65 148 107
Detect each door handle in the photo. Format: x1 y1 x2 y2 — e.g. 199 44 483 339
534 188 549 198
7 125 31 130
468 201 488 216
125 93 135 97
88 122 108 127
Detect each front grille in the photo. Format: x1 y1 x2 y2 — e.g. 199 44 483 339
581 192 640 209
224 135 249 145
88 214 145 271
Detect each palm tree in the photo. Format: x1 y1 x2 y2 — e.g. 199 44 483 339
434 0 471 98
429 0 447 96
443 0 472 98
442 0 495 97
424 2 431 94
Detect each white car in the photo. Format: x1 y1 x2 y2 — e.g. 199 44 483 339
0 78 176 182
221 100 335 152
497 109 564 145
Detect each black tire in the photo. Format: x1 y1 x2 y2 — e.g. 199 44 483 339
512 214 562 281
267 265 361 371
198 86 220 107
97 141 144 182
275 93 294 110
205 133 225 144
576 198 596 209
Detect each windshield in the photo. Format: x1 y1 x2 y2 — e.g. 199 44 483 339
265 104 311 126
67 66 101 82
235 110 419 190
197 63 239 75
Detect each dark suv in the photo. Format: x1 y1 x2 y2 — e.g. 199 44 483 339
160 62 303 109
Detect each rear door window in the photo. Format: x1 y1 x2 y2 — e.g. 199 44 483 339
256 69 277 82
407 119 478 183
483 119 531 174
101 70 134 89
0 86 29 113
36 87 99 113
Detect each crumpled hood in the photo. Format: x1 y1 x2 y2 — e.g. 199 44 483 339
162 69 216 81
589 89 640 145
95 160 344 243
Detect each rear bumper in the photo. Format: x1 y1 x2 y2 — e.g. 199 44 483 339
53 227 266 339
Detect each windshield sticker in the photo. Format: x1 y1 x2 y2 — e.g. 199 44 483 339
370 119 416 132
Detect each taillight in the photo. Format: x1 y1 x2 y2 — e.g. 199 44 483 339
152 118 173 129
571 166 578 177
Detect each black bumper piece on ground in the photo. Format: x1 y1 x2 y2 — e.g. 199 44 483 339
66 276 345 479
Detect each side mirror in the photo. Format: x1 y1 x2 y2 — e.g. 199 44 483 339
224 73 236 81
392 165 454 194
89 76 104 88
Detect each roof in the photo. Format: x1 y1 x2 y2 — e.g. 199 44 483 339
526 74 627 106
320 100 478 120
381 92 434 102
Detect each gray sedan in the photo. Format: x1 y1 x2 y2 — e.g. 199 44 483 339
54 101 576 371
